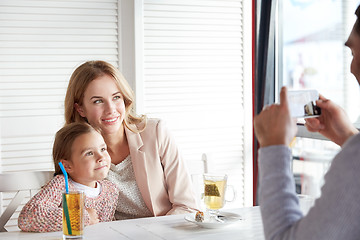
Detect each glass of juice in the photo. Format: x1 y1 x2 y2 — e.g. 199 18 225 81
62 191 84 239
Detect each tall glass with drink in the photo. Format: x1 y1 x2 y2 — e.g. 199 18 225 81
62 190 84 239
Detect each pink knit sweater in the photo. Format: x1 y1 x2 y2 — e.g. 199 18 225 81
18 175 119 232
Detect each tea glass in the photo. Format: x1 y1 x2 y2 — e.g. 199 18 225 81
203 173 235 217
62 190 84 239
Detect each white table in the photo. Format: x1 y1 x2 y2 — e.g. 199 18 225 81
0 207 265 240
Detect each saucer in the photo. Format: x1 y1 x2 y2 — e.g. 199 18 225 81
184 211 242 229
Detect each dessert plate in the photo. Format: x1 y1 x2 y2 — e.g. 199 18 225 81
184 211 242 229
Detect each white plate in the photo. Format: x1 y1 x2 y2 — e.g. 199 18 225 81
184 211 242 229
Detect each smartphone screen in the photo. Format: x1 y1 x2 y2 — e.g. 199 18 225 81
287 90 321 118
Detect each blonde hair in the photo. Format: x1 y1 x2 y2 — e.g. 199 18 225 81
64 60 146 133
53 122 97 175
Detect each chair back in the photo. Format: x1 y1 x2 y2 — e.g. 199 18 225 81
0 171 54 232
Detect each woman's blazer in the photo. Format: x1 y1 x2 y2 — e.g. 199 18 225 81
125 118 198 215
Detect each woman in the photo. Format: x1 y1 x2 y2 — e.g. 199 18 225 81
64 60 197 220
254 5 360 240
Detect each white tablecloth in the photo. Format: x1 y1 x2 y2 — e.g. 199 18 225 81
0 206 265 240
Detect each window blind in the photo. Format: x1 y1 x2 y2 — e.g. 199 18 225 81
138 0 253 208
0 0 119 231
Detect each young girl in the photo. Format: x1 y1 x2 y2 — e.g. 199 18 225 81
18 122 119 232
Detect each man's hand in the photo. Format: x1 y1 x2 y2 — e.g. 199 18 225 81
305 95 358 146
254 87 298 147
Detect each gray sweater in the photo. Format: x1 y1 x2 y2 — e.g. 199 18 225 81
258 133 360 240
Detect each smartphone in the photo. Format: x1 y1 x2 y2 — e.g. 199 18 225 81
287 90 321 118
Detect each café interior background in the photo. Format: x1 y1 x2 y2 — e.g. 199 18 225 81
2 0 360 231
0 0 253 231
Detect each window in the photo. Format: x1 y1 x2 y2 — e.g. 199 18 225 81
279 0 360 123
277 0 360 198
